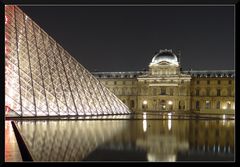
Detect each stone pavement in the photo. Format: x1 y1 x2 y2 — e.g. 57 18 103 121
5 120 22 162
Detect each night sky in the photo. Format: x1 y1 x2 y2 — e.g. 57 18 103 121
19 5 234 72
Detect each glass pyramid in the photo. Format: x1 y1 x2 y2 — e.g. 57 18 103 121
5 5 130 117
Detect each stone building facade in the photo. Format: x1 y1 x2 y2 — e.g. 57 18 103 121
92 49 234 114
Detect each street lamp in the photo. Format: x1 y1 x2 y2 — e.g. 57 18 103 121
143 100 148 105
168 100 173 110
143 100 148 111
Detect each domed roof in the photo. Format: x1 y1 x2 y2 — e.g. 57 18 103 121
150 49 179 66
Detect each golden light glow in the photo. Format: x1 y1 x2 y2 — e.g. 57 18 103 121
143 100 148 105
143 119 147 132
168 101 173 105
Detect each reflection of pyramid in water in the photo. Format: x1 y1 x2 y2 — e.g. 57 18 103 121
5 6 130 117
15 120 128 161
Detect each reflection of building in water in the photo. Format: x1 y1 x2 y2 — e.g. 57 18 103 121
98 120 190 162
94 120 234 161
137 135 189 162
93 49 235 114
188 120 234 154
15 120 128 161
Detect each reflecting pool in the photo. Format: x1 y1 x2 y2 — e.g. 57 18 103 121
13 115 234 162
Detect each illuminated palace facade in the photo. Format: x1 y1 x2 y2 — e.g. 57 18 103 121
93 49 235 114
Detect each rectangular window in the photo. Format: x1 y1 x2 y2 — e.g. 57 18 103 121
206 88 210 96
130 100 134 108
196 89 199 96
217 89 221 96
153 88 157 96
196 101 200 110
170 88 173 96
207 80 210 85
161 87 166 95
196 80 200 84
229 80 232 85
218 80 221 85
228 88 231 96
216 101 220 109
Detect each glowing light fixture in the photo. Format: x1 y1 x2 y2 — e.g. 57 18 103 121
223 114 226 119
143 119 147 132
168 100 173 105
168 119 172 130
222 106 227 110
143 100 148 105
143 112 147 119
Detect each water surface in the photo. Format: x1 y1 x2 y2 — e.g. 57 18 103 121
14 114 234 162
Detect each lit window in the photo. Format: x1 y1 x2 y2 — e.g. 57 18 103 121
227 101 231 109
205 101 211 109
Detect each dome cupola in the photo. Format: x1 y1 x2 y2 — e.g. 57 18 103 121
150 49 179 66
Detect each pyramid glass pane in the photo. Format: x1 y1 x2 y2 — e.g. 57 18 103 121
5 5 130 117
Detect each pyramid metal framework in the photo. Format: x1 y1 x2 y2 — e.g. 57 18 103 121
15 120 128 161
5 6 130 117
